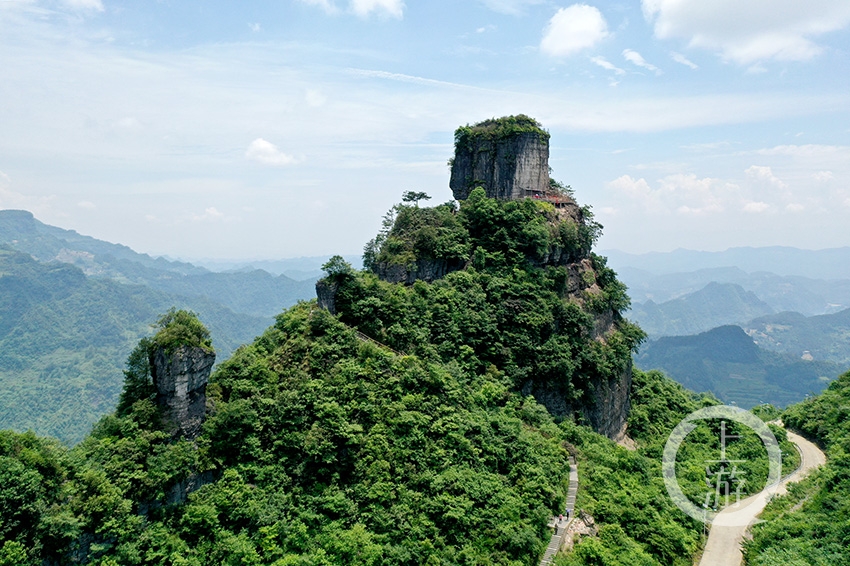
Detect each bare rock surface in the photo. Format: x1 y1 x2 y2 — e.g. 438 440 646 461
151 345 215 439
450 132 549 200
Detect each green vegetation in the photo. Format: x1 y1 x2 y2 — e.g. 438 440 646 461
553 369 798 566
151 308 214 354
351 191 637 398
745 370 850 565
745 308 850 366
0 248 267 444
636 325 843 408
0 192 813 565
116 310 212 416
453 115 550 154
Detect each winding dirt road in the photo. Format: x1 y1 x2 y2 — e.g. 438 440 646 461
698 429 826 566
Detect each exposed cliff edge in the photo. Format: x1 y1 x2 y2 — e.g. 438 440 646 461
151 344 215 440
317 115 641 441
449 115 550 201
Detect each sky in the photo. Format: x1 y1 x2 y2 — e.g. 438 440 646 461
1 0 849 260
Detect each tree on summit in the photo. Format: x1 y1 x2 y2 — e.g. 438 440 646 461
401 191 431 207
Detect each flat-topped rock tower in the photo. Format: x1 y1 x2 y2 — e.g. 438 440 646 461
449 115 550 201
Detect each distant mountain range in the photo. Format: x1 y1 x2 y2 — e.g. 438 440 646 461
629 282 775 336
0 209 322 443
0 209 317 318
635 325 843 408
186 255 363 281
607 245 850 407
603 246 850 280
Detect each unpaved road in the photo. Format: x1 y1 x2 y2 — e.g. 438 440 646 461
698 429 826 566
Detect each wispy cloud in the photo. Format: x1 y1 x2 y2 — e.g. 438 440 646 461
622 49 661 74
479 0 543 16
62 0 104 11
350 0 404 19
591 56 625 75
671 52 698 69
245 139 301 166
643 0 850 64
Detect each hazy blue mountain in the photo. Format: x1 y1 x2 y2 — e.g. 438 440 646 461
188 255 362 280
0 210 316 317
743 308 850 365
635 325 844 408
618 265 850 317
627 282 775 336
0 209 205 276
604 245 850 280
0 247 271 444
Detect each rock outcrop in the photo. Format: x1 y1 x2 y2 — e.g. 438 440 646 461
151 345 215 439
373 258 466 285
450 131 549 201
316 279 339 315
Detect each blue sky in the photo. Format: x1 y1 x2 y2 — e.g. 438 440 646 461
1 0 849 260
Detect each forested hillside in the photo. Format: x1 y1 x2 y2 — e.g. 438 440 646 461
0 247 270 444
636 325 842 408
0 209 316 318
0 187 804 565
629 282 774 336
745 370 850 564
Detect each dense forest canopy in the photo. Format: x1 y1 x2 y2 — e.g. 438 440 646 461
0 188 824 565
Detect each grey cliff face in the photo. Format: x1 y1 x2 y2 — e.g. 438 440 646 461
316 278 339 315
450 132 549 200
373 258 466 285
520 255 632 442
151 345 215 440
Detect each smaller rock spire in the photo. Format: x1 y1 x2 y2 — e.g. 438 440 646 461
151 345 215 440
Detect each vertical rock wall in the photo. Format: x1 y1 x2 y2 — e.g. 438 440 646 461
151 345 215 440
449 132 549 200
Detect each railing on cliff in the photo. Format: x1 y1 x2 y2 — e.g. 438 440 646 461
522 189 574 209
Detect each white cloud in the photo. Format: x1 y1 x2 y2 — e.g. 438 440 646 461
745 165 787 189
480 0 543 16
245 138 301 166
249 23 262 33
813 170 834 181
642 0 850 64
191 207 225 223
298 0 340 15
350 0 403 19
755 144 847 158
670 51 698 69
623 49 661 74
786 203 805 212
77 200 96 209
743 201 770 213
541 4 609 57
609 173 735 215
591 56 625 75
62 0 104 11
